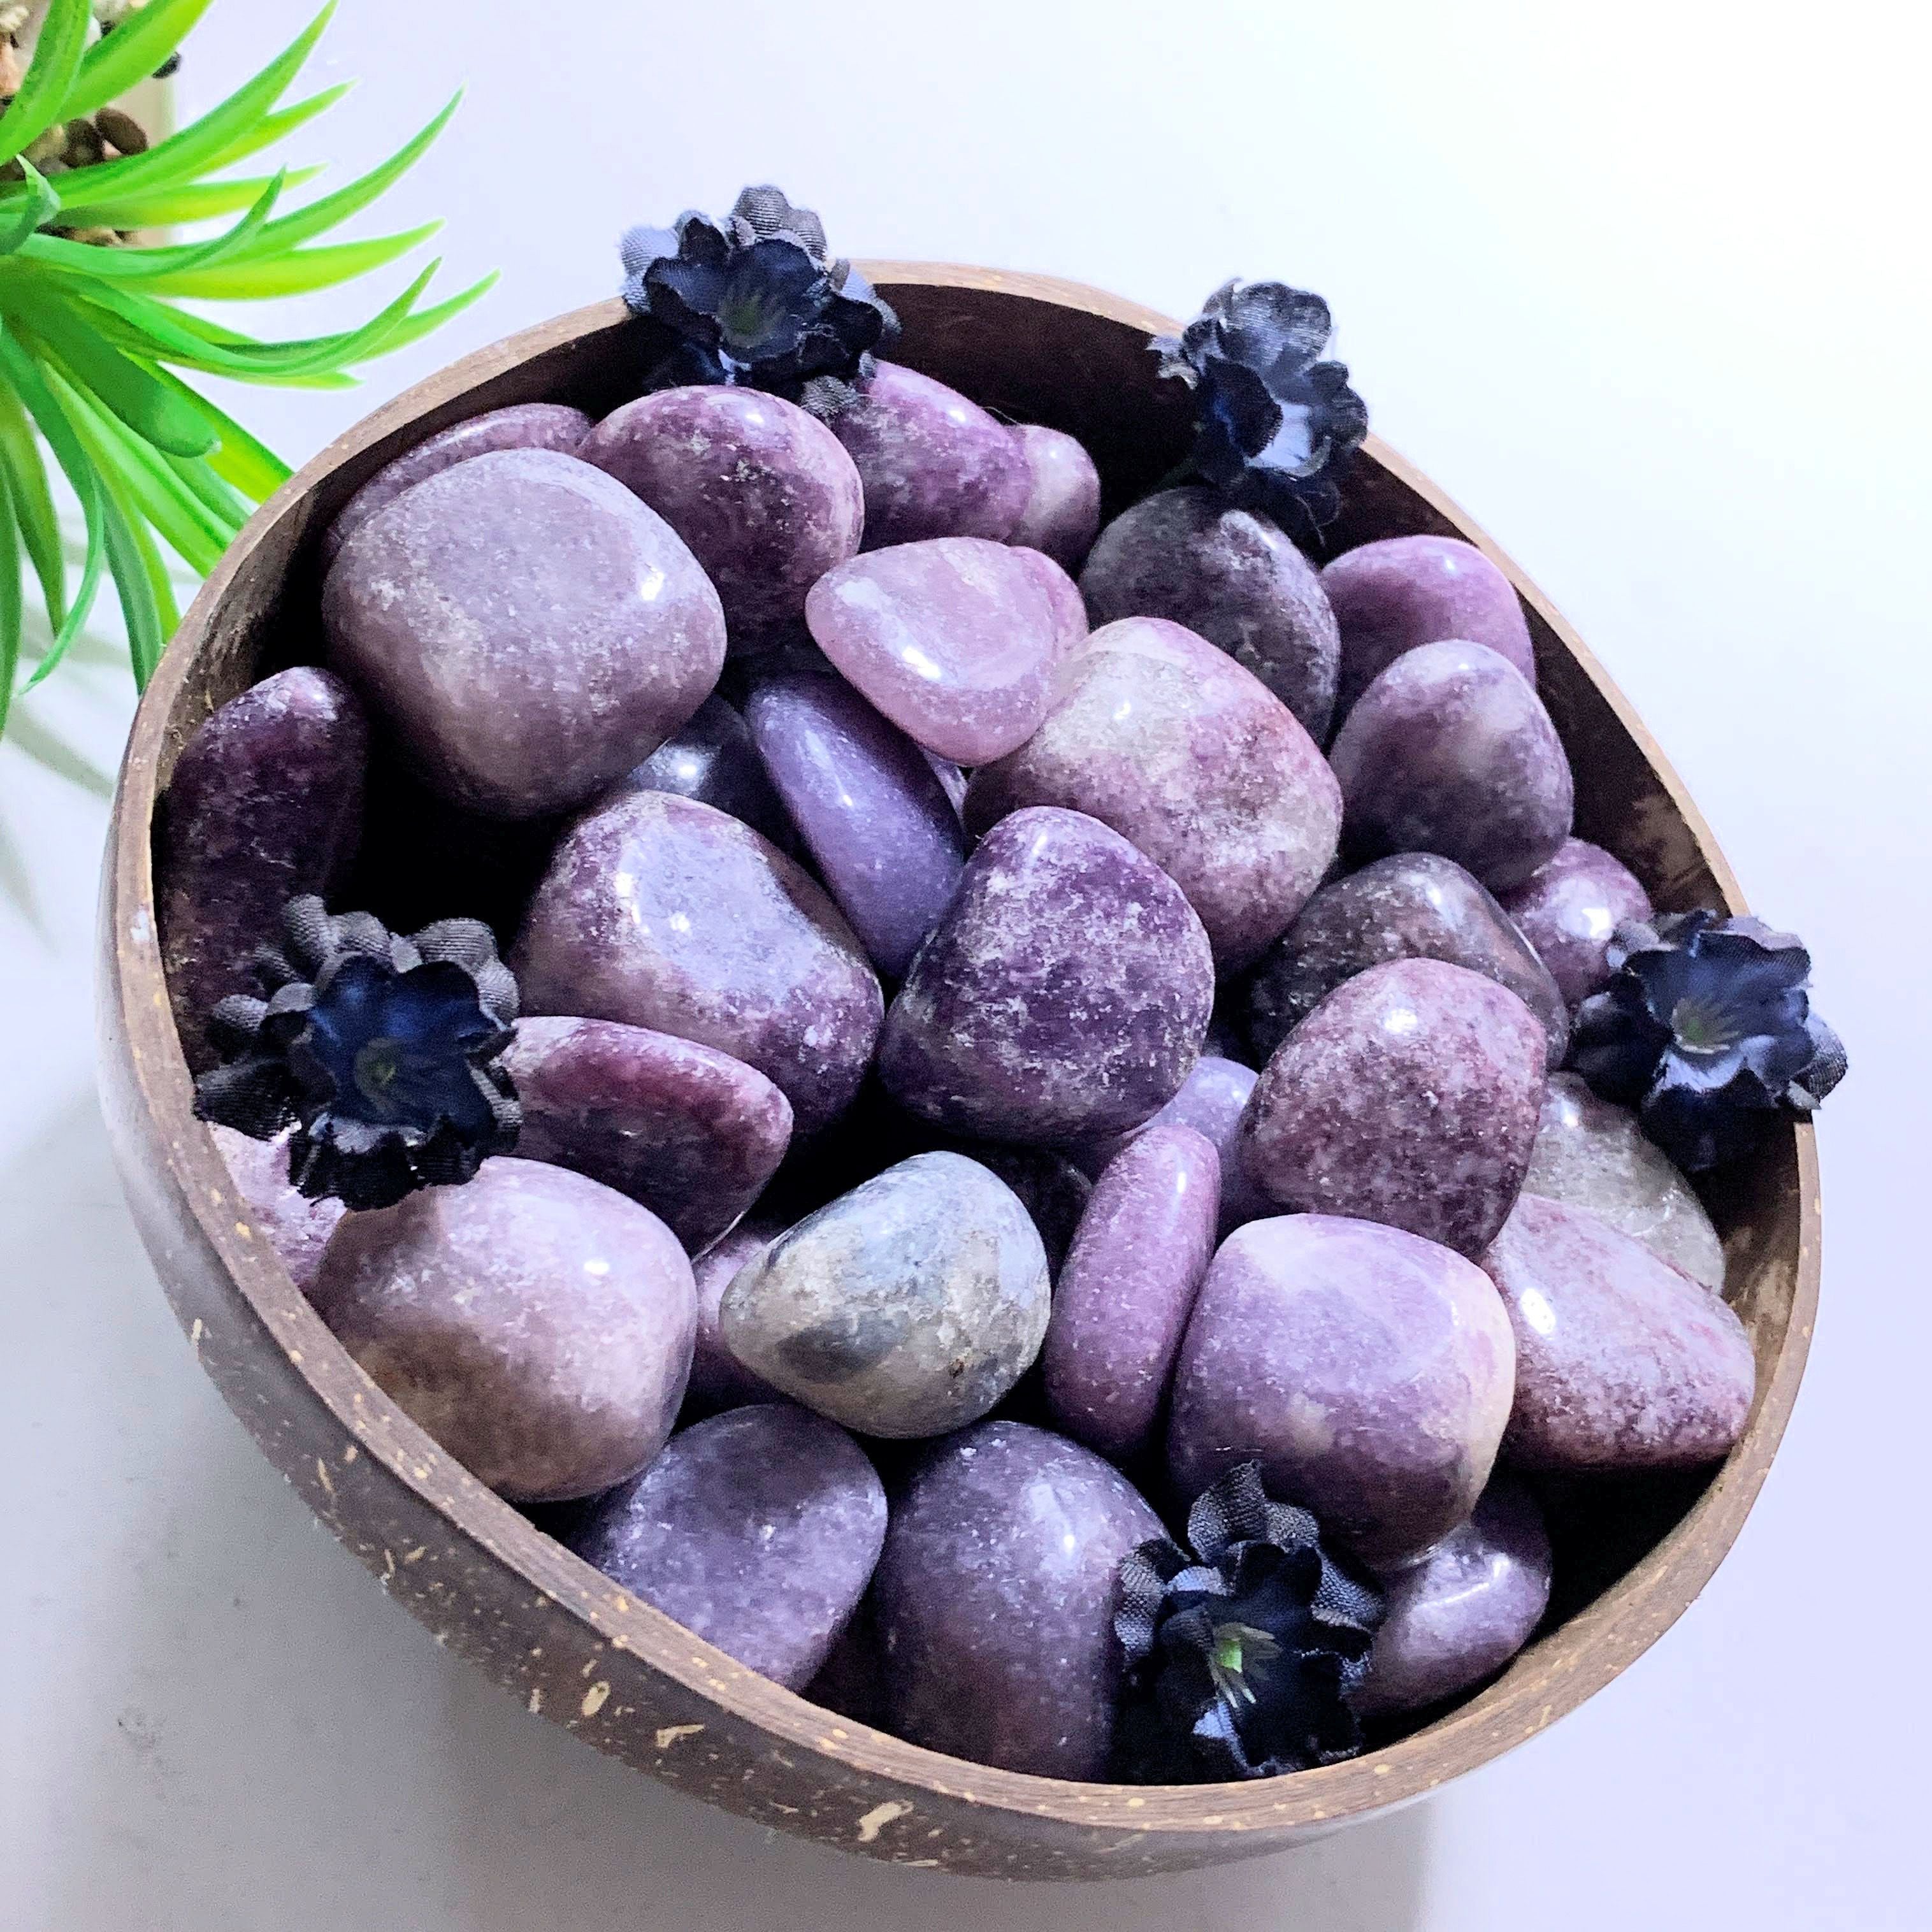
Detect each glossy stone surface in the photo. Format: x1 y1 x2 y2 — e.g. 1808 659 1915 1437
611 693 794 850
570 1404 886 1690
1079 486 1340 740
208 1126 345 1297
1245 851 1569 1069
1016 545 1089 655
1499 837 1654 1007
502 1016 792 1251
1241 958 1547 1256
157 667 368 1070
1483 1193 1755 1471
804 537 1062 763
719 1153 1050 1438
1007 424 1102 570
878 807 1215 1144
744 669 969 978
322 449 726 819
1525 1075 1725 1292
685 1218 783 1415
1042 1125 1222 1460
872 1421 1164 1778
965 617 1341 970
1169 1215 1516 1566
308 1159 696 1503
578 385 863 645
1329 640 1574 892
512 791 882 1136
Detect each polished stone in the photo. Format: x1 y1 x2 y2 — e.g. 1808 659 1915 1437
611 692 795 851
1499 837 1654 1007
208 1125 346 1297
684 1218 784 1415
1007 424 1102 570
963 1144 1093 1274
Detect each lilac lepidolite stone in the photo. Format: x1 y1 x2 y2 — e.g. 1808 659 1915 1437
208 1126 345 1297
322 449 726 819
1329 640 1574 892
571 1404 886 1691
1499 837 1654 1006
1241 958 1546 1257
613 693 794 850
872 1421 1165 1778
878 807 1215 1144
1007 424 1102 570
685 1218 782 1415
965 617 1341 971
512 791 882 1136
1042 1124 1222 1461
1483 1193 1754 1471
1168 1216 1516 1567
157 667 368 1069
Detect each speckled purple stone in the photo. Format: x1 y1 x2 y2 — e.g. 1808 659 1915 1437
1499 837 1654 1007
208 1126 345 1297
1329 640 1575 892
571 1404 886 1690
1322 535 1536 717
610 693 793 851
685 1218 783 1415
1169 1215 1516 1566
322 449 726 819
308 1158 696 1503
1015 544 1089 656
1355 1476 1552 1715
1484 1193 1755 1471
1007 424 1102 570
1042 1124 1222 1461
1079 486 1341 740
157 666 368 1069
872 1420 1165 1778
830 360 1031 549
878 807 1215 1144
501 1016 792 1251
966 616 1341 970
512 791 882 1137
744 670 969 978
578 384 863 646
1245 851 1570 1069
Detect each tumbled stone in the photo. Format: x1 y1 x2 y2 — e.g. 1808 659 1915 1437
965 616 1341 970
1241 958 1546 1256
502 1016 791 1251
571 1404 886 1690
1483 1193 1755 1471
1007 424 1102 570
1525 1075 1725 1292
1168 1215 1515 1566
802 1611 887 1727
578 384 863 645
879 807 1215 1144
512 791 882 1136
872 1420 1164 1777
1042 1124 1221 1460
744 669 968 978
685 1218 783 1415
1329 640 1574 892
1015 544 1089 655
923 749 968 817
610 692 794 850
1499 837 1654 1007
208 1125 345 1297
308 1158 696 1502
322 449 726 819
157 667 368 1069
804 537 1062 763
1079 486 1341 739
1245 851 1569 1069
719 1152 1049 1438
964 1146 1093 1274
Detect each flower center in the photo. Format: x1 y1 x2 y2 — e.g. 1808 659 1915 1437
1669 994 1741 1055
352 1036 439 1118
1208 1620 1282 1708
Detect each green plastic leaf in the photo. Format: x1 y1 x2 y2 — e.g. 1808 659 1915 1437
99 482 166 686
144 224 441 301
0 387 68 628
203 85 351 173
20 312 217 458
62 0 217 122
20 169 288 282
55 168 322 234
0 0 92 169
342 268 498 360
0 468 21 739
145 372 291 503
0 158 62 257
162 449 250 533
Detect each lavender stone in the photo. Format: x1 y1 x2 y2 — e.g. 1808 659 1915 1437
878 807 1215 1144
686 1218 783 1415
570 1404 886 1690
1016 544 1089 656
1007 424 1102 570
1499 837 1654 1007
612 693 794 850
208 1126 345 1297
1169 1215 1516 1566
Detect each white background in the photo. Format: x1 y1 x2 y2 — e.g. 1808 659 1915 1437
6 3 1928 1927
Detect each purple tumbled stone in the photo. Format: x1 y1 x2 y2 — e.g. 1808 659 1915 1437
872 1420 1164 1778
878 807 1215 1144
322 449 726 819
1329 640 1575 892
571 1404 886 1691
1079 486 1341 740
1042 1124 1222 1461
157 666 368 1069
512 791 882 1137
1499 837 1654 1007
1483 1193 1755 1472
1169 1215 1516 1567
208 1126 345 1297
610 692 794 850
1014 544 1089 656
685 1218 783 1415
1007 424 1102 570
965 616 1341 970
744 670 969 979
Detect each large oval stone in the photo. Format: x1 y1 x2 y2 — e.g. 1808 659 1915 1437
512 791 882 1136
1007 424 1102 570
965 616 1341 970
1499 837 1654 1006
610 692 794 851
878 807 1215 1144
209 1125 345 1297
322 449 726 819
685 1218 782 1415
872 1420 1164 1778
718 1152 1050 1438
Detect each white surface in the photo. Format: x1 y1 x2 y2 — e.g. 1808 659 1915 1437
4 3 1927 1926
